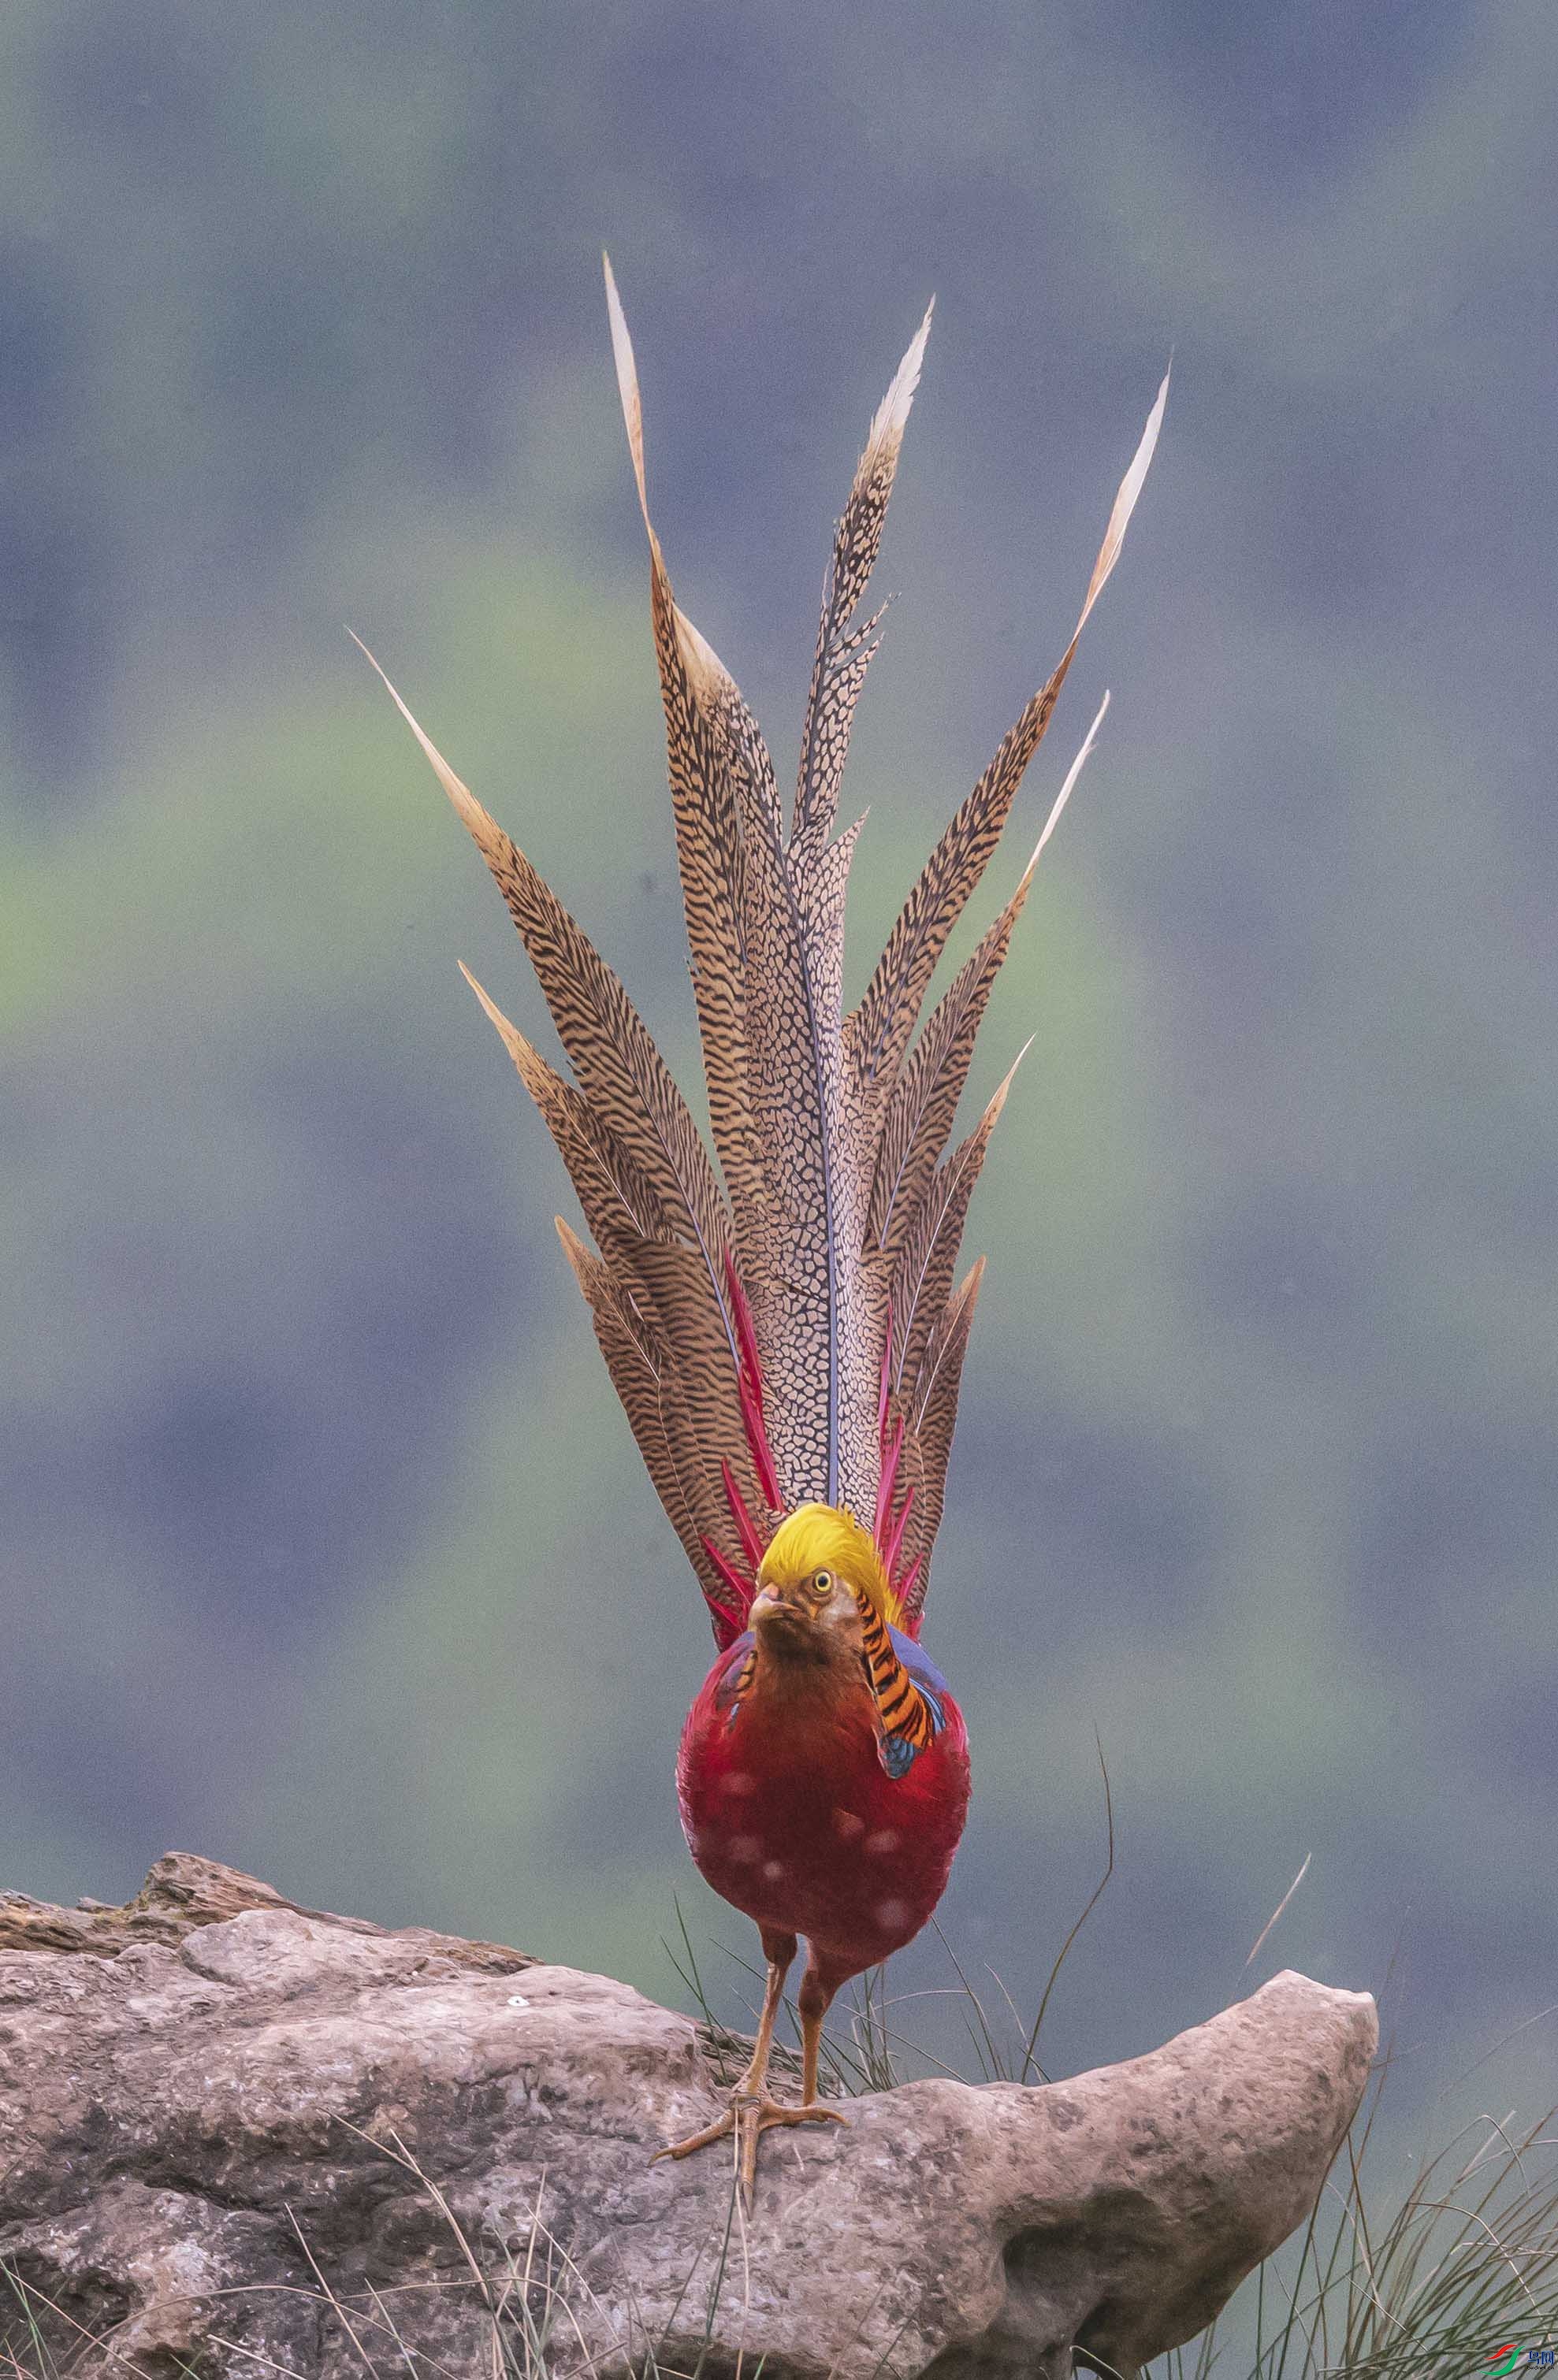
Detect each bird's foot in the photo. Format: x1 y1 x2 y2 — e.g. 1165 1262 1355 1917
654 2090 848 2205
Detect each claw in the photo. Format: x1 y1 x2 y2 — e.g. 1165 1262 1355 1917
654 2091 848 2206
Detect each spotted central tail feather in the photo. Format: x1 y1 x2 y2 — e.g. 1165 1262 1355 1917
367 264 1163 1643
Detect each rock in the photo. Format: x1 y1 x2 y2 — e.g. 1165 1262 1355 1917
0 1856 1376 2380
0 1850 528 1973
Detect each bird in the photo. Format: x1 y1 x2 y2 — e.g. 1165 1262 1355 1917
361 258 1164 2204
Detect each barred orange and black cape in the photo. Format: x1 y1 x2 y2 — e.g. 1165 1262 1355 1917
361 260 1164 1650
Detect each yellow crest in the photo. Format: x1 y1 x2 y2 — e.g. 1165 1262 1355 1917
758 1502 902 1625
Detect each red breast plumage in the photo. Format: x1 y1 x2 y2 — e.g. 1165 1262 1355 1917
680 1624 971 1991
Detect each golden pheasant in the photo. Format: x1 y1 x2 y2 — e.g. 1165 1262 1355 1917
364 259 1163 2202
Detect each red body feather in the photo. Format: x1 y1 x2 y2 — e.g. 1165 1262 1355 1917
677 1632 971 1993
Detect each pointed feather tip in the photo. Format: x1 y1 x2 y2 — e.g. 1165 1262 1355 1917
1020 689 1111 884
555 1214 590 1270
991 1035 1036 1110
348 629 494 842
457 960 527 1049
1076 368 1169 633
1129 365 1171 512
671 603 735 700
865 296 935 462
602 251 650 527
909 1252 988 1423
556 1212 607 1303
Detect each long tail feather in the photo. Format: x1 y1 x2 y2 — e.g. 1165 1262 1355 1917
361 635 775 1639
607 248 887 1545
459 966 675 1249
891 1041 1031 1399
869 692 1110 1256
737 774 876 1510
794 300 933 848
606 262 877 1517
355 637 737 1349
604 257 764 1229
848 377 1166 1122
897 1257 986 1632
556 1220 746 1643
467 961 768 1598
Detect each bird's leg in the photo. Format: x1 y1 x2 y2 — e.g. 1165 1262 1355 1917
724 1955 848 2204
654 1931 846 2204
733 1926 793 2099
654 1928 795 2170
795 1957 834 2110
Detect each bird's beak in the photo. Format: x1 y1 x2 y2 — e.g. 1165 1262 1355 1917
750 1579 826 1662
751 1581 806 1626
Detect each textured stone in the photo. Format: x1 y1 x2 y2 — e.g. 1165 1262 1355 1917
0 1856 1376 2379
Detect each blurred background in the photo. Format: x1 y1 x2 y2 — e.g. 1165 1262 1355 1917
3 0 1555 2166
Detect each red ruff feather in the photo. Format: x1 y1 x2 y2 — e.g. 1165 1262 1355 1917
724 1252 782 1513
894 1553 924 1636
696 1535 752 1649
880 1482 915 1583
875 1415 903 1546
687 1275 786 1650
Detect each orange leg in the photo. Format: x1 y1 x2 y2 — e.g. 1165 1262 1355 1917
795 1956 834 2107
656 1932 847 2206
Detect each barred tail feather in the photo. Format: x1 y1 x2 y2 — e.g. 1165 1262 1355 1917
848 378 1166 1119
891 1041 1031 1400
556 1220 746 1643
352 640 734 1324
794 300 933 848
604 256 764 1232
468 964 768 1632
459 967 675 1249
607 258 874 1519
359 640 772 1637
869 692 1109 1258
897 1257 986 1632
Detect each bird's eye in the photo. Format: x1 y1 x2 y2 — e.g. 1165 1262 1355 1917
811 1569 834 1598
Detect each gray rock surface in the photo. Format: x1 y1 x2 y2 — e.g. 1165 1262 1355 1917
0 1855 1377 2379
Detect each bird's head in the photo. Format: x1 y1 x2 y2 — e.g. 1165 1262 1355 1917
750 1502 901 1662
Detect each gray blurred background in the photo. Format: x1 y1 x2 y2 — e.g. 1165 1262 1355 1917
4 0 1556 2150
